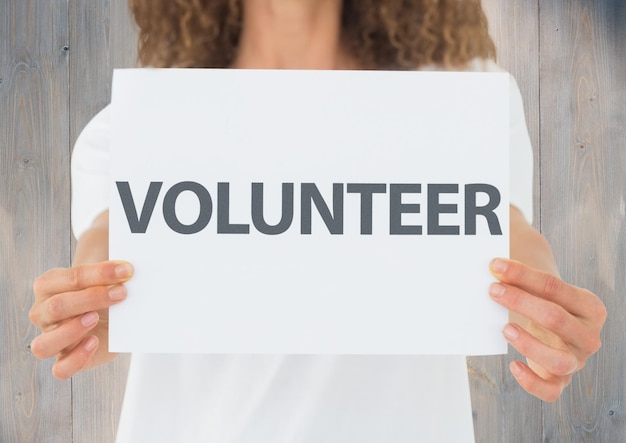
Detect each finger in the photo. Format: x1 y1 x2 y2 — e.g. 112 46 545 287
489 282 589 347
509 360 571 403
489 258 595 317
502 323 579 376
31 312 99 360
31 284 127 330
51 335 100 380
33 261 133 300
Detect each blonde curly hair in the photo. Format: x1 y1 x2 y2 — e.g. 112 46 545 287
129 0 495 69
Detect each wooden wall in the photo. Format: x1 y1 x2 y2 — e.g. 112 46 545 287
0 0 623 441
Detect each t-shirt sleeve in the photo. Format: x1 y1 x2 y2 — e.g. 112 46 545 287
71 105 111 239
507 74 534 223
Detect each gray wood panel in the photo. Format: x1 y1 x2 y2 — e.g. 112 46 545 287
539 0 626 441
0 0 72 442
69 1 136 442
1 1 624 442
469 1 544 442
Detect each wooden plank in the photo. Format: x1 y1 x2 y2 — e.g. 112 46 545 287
1 1 620 442
111 0 138 70
69 0 137 442
69 0 115 146
468 1 543 442
539 0 626 441
0 1 72 442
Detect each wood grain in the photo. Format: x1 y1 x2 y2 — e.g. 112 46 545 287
0 0 72 442
540 0 626 441
0 1 624 442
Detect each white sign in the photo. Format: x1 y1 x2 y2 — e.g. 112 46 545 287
109 69 510 355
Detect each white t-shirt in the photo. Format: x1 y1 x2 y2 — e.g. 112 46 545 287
71 60 533 443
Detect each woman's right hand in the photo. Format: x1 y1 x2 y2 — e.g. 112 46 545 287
29 261 133 379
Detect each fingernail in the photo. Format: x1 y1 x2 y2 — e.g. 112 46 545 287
115 263 133 279
503 324 519 341
565 362 578 375
81 312 99 327
109 285 127 301
510 361 524 377
490 282 506 298
491 259 508 274
84 336 98 352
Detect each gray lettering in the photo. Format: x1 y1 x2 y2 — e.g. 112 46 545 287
162 181 212 234
427 184 460 235
116 181 162 234
218 182 250 234
347 183 387 235
389 184 422 235
465 184 502 235
301 183 344 234
251 183 294 235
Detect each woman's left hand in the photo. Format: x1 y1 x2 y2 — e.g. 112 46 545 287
488 257 607 402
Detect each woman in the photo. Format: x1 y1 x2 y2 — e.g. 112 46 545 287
30 0 606 441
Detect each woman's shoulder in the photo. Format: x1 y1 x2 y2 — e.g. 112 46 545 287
462 58 502 72
74 105 112 155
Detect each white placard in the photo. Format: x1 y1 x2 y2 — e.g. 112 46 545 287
109 69 510 355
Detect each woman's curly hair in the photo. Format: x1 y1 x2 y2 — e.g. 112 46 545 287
129 0 495 69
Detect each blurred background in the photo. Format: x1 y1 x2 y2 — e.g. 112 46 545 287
1 0 624 441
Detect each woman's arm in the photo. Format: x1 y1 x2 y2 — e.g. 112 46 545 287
73 210 110 264
29 210 133 379
489 206 607 402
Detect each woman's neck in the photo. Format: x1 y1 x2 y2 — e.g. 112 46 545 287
232 0 357 70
